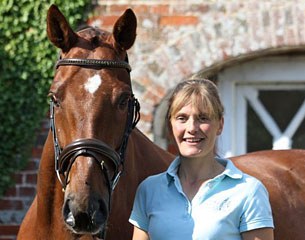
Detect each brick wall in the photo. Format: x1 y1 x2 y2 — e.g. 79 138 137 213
2 0 305 239
89 0 305 139
0 120 48 240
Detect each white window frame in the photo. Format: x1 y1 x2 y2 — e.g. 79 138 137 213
218 56 305 157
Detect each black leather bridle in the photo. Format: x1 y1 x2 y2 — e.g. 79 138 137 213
50 57 140 198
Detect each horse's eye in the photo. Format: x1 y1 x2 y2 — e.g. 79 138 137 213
118 94 130 110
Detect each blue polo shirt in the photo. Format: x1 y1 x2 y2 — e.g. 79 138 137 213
129 157 274 240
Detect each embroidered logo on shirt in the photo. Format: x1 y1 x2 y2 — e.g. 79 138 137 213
206 198 231 212
217 198 231 211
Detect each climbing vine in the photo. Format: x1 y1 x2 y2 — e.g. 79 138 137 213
0 0 92 196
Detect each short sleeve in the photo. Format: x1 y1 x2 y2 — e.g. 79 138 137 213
240 180 274 232
129 180 149 231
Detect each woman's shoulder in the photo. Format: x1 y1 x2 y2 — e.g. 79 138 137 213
241 172 267 192
219 157 268 193
232 167 269 200
138 171 168 189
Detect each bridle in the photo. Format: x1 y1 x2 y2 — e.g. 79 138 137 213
49 57 140 199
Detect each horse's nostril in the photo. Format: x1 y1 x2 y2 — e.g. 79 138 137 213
66 212 75 227
63 198 71 217
74 212 91 230
63 199 75 227
99 200 108 216
62 196 108 234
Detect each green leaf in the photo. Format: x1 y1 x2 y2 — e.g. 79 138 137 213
0 0 92 197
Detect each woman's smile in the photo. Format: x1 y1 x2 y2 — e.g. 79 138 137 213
183 137 205 143
171 103 223 159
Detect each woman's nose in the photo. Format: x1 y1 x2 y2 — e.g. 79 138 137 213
186 118 198 133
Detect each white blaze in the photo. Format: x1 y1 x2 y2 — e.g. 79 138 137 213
84 74 102 94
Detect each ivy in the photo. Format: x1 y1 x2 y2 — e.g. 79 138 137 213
0 0 92 196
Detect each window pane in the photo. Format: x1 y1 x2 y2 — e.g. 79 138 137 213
259 90 305 132
292 116 305 149
247 102 273 152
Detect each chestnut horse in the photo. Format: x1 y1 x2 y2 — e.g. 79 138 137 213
231 149 305 240
17 5 173 240
17 4 305 240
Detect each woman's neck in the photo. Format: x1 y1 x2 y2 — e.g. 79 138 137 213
178 155 225 201
179 155 223 182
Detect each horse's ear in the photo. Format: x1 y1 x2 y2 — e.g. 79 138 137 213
113 9 137 51
46 4 78 53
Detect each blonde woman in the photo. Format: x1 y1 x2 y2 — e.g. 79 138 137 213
129 79 274 240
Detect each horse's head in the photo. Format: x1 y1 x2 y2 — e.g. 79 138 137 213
46 5 138 236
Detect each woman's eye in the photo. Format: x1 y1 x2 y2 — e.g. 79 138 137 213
198 115 209 122
176 115 186 122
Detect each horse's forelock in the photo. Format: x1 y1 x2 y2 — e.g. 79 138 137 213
74 27 122 54
77 27 109 41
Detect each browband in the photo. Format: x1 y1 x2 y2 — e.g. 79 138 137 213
56 58 132 72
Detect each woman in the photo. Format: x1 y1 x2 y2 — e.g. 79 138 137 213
129 79 274 240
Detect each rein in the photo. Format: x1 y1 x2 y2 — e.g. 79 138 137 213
50 56 140 195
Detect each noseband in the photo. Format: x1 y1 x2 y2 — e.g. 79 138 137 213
50 57 140 196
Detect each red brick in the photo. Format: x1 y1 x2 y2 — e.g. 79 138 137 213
25 174 37 184
285 27 296 45
133 5 150 14
276 35 285 46
87 16 120 27
19 187 36 197
140 77 153 87
40 119 49 131
151 5 169 14
13 174 23 184
0 200 23 210
193 4 209 13
92 5 107 15
24 160 38 171
31 147 43 158
109 5 130 13
140 113 153 122
3 187 17 197
154 85 166 97
160 16 198 26
36 137 47 147
0 225 19 235
143 91 161 104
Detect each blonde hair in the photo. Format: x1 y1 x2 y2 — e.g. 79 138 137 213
167 78 224 122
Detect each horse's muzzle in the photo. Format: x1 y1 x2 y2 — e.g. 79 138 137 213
63 195 108 235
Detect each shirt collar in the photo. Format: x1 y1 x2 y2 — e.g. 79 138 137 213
166 156 180 184
216 157 243 179
166 156 243 185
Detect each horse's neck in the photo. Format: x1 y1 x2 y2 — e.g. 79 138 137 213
127 128 173 177
112 127 173 203
36 132 65 230
105 128 173 240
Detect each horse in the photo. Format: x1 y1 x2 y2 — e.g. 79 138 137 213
17 5 173 240
231 149 305 239
17 4 305 240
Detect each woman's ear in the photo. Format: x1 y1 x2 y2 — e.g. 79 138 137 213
217 117 224 135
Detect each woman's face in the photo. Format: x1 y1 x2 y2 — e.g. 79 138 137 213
170 103 223 159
